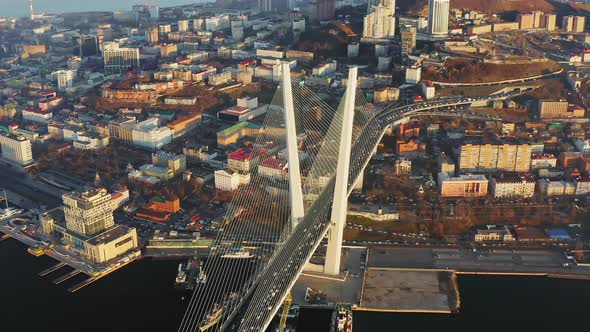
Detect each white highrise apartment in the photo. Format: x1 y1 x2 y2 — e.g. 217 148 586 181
363 0 396 40
62 188 114 236
0 133 33 165
53 69 75 92
428 0 450 37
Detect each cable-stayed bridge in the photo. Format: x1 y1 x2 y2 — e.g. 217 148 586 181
178 64 527 332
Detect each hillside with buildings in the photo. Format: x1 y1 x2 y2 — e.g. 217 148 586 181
422 57 562 83
399 0 590 15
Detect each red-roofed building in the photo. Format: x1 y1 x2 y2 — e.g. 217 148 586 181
228 148 261 172
39 96 63 111
22 107 52 123
258 157 288 179
398 123 421 138
167 112 201 138
530 153 557 169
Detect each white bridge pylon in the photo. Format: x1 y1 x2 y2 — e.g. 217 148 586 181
281 62 305 229
324 66 357 275
281 64 358 275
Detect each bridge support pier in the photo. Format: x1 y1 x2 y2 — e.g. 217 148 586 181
281 62 305 229
324 67 357 276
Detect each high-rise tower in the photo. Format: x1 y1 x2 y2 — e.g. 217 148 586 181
427 0 450 37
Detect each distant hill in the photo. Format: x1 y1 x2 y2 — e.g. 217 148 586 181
398 0 590 16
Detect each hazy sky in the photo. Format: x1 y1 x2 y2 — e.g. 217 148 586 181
0 0 208 18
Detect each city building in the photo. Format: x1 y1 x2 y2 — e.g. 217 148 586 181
427 0 450 37
167 113 201 138
560 151 582 169
474 225 515 242
108 117 137 143
22 108 52 123
575 177 590 196
438 172 489 198
405 66 421 84
459 143 532 173
518 13 534 30
532 10 543 28
76 35 99 57
40 207 138 263
52 69 75 92
135 195 180 223
421 80 435 100
562 16 575 32
228 148 261 172
103 45 140 73
217 121 262 147
258 157 288 179
0 133 33 165
573 139 590 155
311 0 335 21
214 168 251 191
439 152 455 175
374 87 399 103
62 188 114 236
146 26 159 44
178 19 190 32
396 138 426 156
541 14 556 31
151 151 187 177
149 5 159 19
394 158 412 175
490 174 535 198
531 154 557 169
400 26 417 56
538 100 584 119
0 103 17 119
538 179 576 196
131 118 172 150
574 16 586 33
363 0 396 40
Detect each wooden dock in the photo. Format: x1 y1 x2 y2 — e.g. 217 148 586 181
38 262 67 276
53 270 82 285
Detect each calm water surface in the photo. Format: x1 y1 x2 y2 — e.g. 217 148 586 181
0 0 209 18
2 238 590 331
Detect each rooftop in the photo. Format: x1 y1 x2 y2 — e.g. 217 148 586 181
86 225 134 246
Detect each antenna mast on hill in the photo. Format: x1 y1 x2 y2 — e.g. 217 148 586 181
29 0 34 20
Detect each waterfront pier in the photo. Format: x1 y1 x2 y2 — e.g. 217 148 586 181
38 262 67 276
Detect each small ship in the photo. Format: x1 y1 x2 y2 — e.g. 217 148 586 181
199 292 238 331
175 257 206 290
331 304 353 332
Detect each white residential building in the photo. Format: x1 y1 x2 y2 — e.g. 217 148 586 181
363 0 396 40
131 118 172 149
214 169 250 191
490 175 535 198
538 179 576 196
53 69 75 92
0 133 33 165
428 0 450 37
573 139 590 155
406 66 421 84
